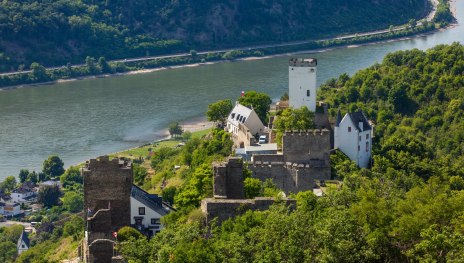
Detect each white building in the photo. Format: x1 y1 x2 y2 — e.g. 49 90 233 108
17 231 30 255
289 58 317 111
3 202 21 217
11 188 35 203
130 185 172 237
334 110 372 168
226 103 265 136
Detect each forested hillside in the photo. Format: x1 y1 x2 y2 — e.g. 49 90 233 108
116 43 464 262
0 0 428 70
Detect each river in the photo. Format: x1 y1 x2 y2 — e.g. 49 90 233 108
0 1 463 179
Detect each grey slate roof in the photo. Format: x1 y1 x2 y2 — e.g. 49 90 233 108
335 109 343 127
131 185 171 216
228 103 253 127
17 231 30 248
348 110 371 132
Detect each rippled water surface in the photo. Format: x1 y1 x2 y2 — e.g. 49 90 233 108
0 1 463 179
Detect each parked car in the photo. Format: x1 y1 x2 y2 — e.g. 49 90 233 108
259 135 268 144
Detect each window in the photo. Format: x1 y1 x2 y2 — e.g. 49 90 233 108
138 207 145 215
358 145 360 151
366 134 370 140
348 127 352 132
231 113 235 119
306 90 310 97
151 218 161 225
22 245 25 248
359 136 361 142
366 142 369 152
242 117 246 123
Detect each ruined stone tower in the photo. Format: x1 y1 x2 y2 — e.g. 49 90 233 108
83 156 133 263
213 157 245 199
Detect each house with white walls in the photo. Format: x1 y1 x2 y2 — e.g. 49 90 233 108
334 110 372 168
226 103 266 147
17 231 30 255
130 185 173 237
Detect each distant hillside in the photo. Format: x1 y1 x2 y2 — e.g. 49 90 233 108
0 0 429 70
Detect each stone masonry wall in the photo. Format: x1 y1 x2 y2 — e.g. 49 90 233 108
83 156 133 263
282 129 330 164
201 198 296 224
213 157 244 199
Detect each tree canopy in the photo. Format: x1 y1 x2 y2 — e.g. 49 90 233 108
238 91 272 124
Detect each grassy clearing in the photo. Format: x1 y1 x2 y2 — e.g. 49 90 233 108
110 127 213 160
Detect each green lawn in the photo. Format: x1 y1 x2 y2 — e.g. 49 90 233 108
110 128 213 159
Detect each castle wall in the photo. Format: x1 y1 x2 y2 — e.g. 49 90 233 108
201 198 296 224
282 129 330 164
83 156 133 263
213 157 244 199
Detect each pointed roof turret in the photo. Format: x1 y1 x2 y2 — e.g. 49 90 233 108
335 109 343 127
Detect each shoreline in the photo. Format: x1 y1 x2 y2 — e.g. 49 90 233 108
105 118 214 159
0 28 449 92
0 0 454 92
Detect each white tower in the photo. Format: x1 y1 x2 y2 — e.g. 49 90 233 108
289 58 317 111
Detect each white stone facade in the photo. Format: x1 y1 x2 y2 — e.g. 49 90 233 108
289 58 317 111
334 111 372 168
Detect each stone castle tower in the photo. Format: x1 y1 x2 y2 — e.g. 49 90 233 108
83 156 133 263
289 58 317 111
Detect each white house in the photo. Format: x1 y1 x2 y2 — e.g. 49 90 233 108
3 202 21 217
130 185 173 237
226 103 265 136
334 110 372 168
11 187 35 203
289 58 317 111
17 230 30 255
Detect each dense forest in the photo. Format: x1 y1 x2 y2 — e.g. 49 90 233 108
114 43 464 262
0 0 429 70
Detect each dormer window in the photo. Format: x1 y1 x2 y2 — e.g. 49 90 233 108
236 114 240 120
242 117 246 123
231 113 235 119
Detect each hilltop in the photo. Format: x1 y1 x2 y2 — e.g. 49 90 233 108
0 0 429 70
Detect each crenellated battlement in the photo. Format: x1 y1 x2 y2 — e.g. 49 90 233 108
283 129 330 136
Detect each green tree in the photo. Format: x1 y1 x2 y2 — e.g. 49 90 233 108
85 56 98 74
206 99 233 125
133 164 148 185
63 215 84 241
62 191 83 212
18 169 29 183
0 176 17 193
30 62 49 81
238 91 272 124
27 171 38 184
60 166 83 188
117 226 143 242
244 178 262 199
169 122 183 138
38 185 61 207
42 155 65 177
273 106 315 145
0 241 16 262
98 57 111 73
162 186 177 206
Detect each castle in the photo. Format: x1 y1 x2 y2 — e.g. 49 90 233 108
202 129 331 224
83 156 133 263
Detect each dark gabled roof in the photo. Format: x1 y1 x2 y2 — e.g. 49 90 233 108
348 110 372 132
131 185 170 216
335 109 343 127
17 231 30 248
